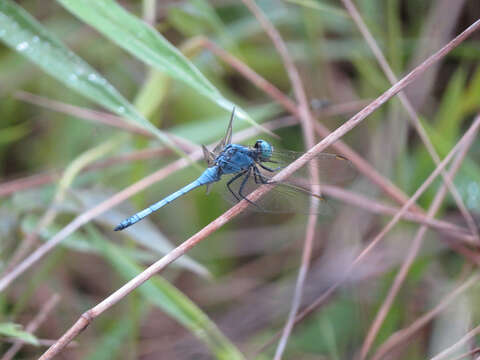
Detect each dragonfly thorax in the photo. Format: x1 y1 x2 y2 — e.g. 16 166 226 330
253 139 273 161
216 144 254 174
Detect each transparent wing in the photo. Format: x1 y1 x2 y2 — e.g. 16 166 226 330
213 148 356 214
264 150 356 185
202 108 236 166
202 144 216 167
213 107 235 155
215 167 332 214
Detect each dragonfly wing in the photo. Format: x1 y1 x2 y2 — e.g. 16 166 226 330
202 144 216 166
213 107 235 154
216 168 332 214
265 151 356 185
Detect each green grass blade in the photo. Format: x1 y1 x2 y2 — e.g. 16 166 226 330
0 322 39 346
0 0 186 157
284 0 348 17
56 0 252 124
87 227 245 360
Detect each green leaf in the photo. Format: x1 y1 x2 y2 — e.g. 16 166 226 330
87 227 245 360
461 66 480 114
0 322 39 345
56 0 252 124
434 68 466 141
0 0 185 157
0 122 30 145
284 0 348 18
411 69 467 195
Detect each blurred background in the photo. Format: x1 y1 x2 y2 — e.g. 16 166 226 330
1 0 480 359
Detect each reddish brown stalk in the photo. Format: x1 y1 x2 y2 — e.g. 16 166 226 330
15 91 153 137
14 91 198 152
360 113 480 359
1 294 60 360
340 0 478 242
3 339 76 348
0 172 57 198
371 274 480 360
321 185 477 246
447 347 480 360
0 148 184 199
239 0 320 357
38 20 480 359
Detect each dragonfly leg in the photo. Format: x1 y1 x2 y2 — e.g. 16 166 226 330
226 169 248 201
253 166 261 184
238 167 264 210
258 162 283 172
253 165 270 184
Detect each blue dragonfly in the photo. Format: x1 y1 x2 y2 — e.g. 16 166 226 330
114 109 354 231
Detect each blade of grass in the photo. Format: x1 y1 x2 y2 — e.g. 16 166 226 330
0 323 39 346
284 0 348 18
0 0 188 159
56 0 255 127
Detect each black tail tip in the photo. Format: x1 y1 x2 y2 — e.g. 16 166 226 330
114 224 125 231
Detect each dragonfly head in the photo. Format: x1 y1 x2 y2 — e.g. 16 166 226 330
254 139 273 161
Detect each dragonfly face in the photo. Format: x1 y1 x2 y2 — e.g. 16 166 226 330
253 139 273 162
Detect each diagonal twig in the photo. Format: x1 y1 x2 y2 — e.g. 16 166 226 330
442 347 480 360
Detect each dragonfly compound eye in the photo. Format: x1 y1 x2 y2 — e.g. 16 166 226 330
255 139 273 160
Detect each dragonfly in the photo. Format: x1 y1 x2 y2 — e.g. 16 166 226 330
114 109 354 231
